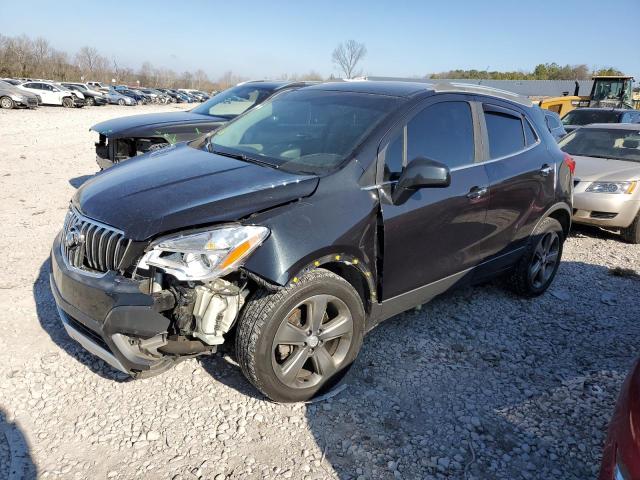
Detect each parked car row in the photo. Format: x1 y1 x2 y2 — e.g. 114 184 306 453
0 76 212 109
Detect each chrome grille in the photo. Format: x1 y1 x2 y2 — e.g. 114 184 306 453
61 208 130 273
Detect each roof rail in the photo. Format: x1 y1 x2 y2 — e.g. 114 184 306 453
433 82 533 106
359 76 533 107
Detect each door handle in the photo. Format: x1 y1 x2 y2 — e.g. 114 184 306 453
466 186 488 200
539 164 553 177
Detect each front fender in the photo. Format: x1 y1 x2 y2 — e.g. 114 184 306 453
242 162 379 296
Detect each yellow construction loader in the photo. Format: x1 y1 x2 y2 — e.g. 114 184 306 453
538 75 635 116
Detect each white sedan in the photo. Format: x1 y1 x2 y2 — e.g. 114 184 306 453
17 81 85 107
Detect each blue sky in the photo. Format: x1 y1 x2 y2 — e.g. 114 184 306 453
1 0 638 80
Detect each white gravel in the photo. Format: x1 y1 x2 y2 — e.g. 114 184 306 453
1 104 639 479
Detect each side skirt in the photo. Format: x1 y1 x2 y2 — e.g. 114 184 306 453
367 245 525 330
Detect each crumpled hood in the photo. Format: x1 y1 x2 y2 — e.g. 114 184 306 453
573 155 640 181
74 144 319 240
91 111 227 138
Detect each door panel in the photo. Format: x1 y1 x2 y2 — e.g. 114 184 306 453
481 104 556 257
381 165 491 299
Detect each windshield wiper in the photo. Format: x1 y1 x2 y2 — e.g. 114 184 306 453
209 148 277 169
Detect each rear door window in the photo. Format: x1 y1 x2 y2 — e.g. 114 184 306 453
484 108 525 159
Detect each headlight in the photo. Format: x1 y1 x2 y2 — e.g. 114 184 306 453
138 225 269 281
11 94 25 101
586 181 637 194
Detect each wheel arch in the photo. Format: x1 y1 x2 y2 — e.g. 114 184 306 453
545 203 572 238
245 251 377 315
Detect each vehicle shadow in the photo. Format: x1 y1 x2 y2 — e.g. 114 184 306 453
569 223 625 243
0 407 38 480
68 175 93 189
299 260 639 478
33 260 130 382
204 260 638 479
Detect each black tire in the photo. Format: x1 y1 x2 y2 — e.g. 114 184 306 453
62 97 73 108
0 96 14 109
508 217 564 297
118 99 125 106
86 97 94 106
621 213 640 244
235 268 365 402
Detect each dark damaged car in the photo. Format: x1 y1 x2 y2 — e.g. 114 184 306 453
91 80 314 170
51 81 573 402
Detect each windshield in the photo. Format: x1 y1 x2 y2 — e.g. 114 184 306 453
207 89 401 174
559 128 640 162
561 109 620 126
192 84 276 118
592 79 625 101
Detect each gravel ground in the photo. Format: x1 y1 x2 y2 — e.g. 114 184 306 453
1 104 639 479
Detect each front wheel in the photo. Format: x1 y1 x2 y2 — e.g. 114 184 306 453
621 213 640 244
118 98 125 106
508 217 564 297
235 268 364 402
62 97 73 108
0 96 14 109
86 97 94 106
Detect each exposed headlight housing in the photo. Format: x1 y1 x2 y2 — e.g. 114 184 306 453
586 181 637 194
138 225 269 281
10 94 25 101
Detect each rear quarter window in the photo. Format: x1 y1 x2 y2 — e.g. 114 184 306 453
484 110 525 159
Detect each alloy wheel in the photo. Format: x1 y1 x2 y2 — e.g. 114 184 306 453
0 97 13 109
271 294 353 389
529 231 560 289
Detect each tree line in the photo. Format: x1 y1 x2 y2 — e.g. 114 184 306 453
428 63 625 81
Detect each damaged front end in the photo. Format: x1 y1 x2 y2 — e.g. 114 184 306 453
51 207 271 377
95 133 170 170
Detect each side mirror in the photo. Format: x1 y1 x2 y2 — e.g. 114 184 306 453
392 157 451 205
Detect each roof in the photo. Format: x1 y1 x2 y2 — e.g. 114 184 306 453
307 80 532 105
306 80 429 97
365 76 595 98
579 123 640 131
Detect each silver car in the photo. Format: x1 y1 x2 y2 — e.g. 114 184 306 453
559 123 640 243
104 90 136 106
0 79 39 109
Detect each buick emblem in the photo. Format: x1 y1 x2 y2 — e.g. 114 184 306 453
65 227 84 248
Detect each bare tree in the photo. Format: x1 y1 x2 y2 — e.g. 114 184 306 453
75 46 100 75
332 40 366 79
193 69 209 90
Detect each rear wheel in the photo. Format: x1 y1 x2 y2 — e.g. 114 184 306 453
508 217 564 297
62 97 73 108
0 96 14 109
621 213 640 244
236 268 364 402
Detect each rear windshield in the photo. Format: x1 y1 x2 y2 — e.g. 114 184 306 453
208 89 402 174
559 128 640 162
561 109 620 126
191 84 276 119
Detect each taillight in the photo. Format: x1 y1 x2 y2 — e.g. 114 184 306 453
564 154 575 175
